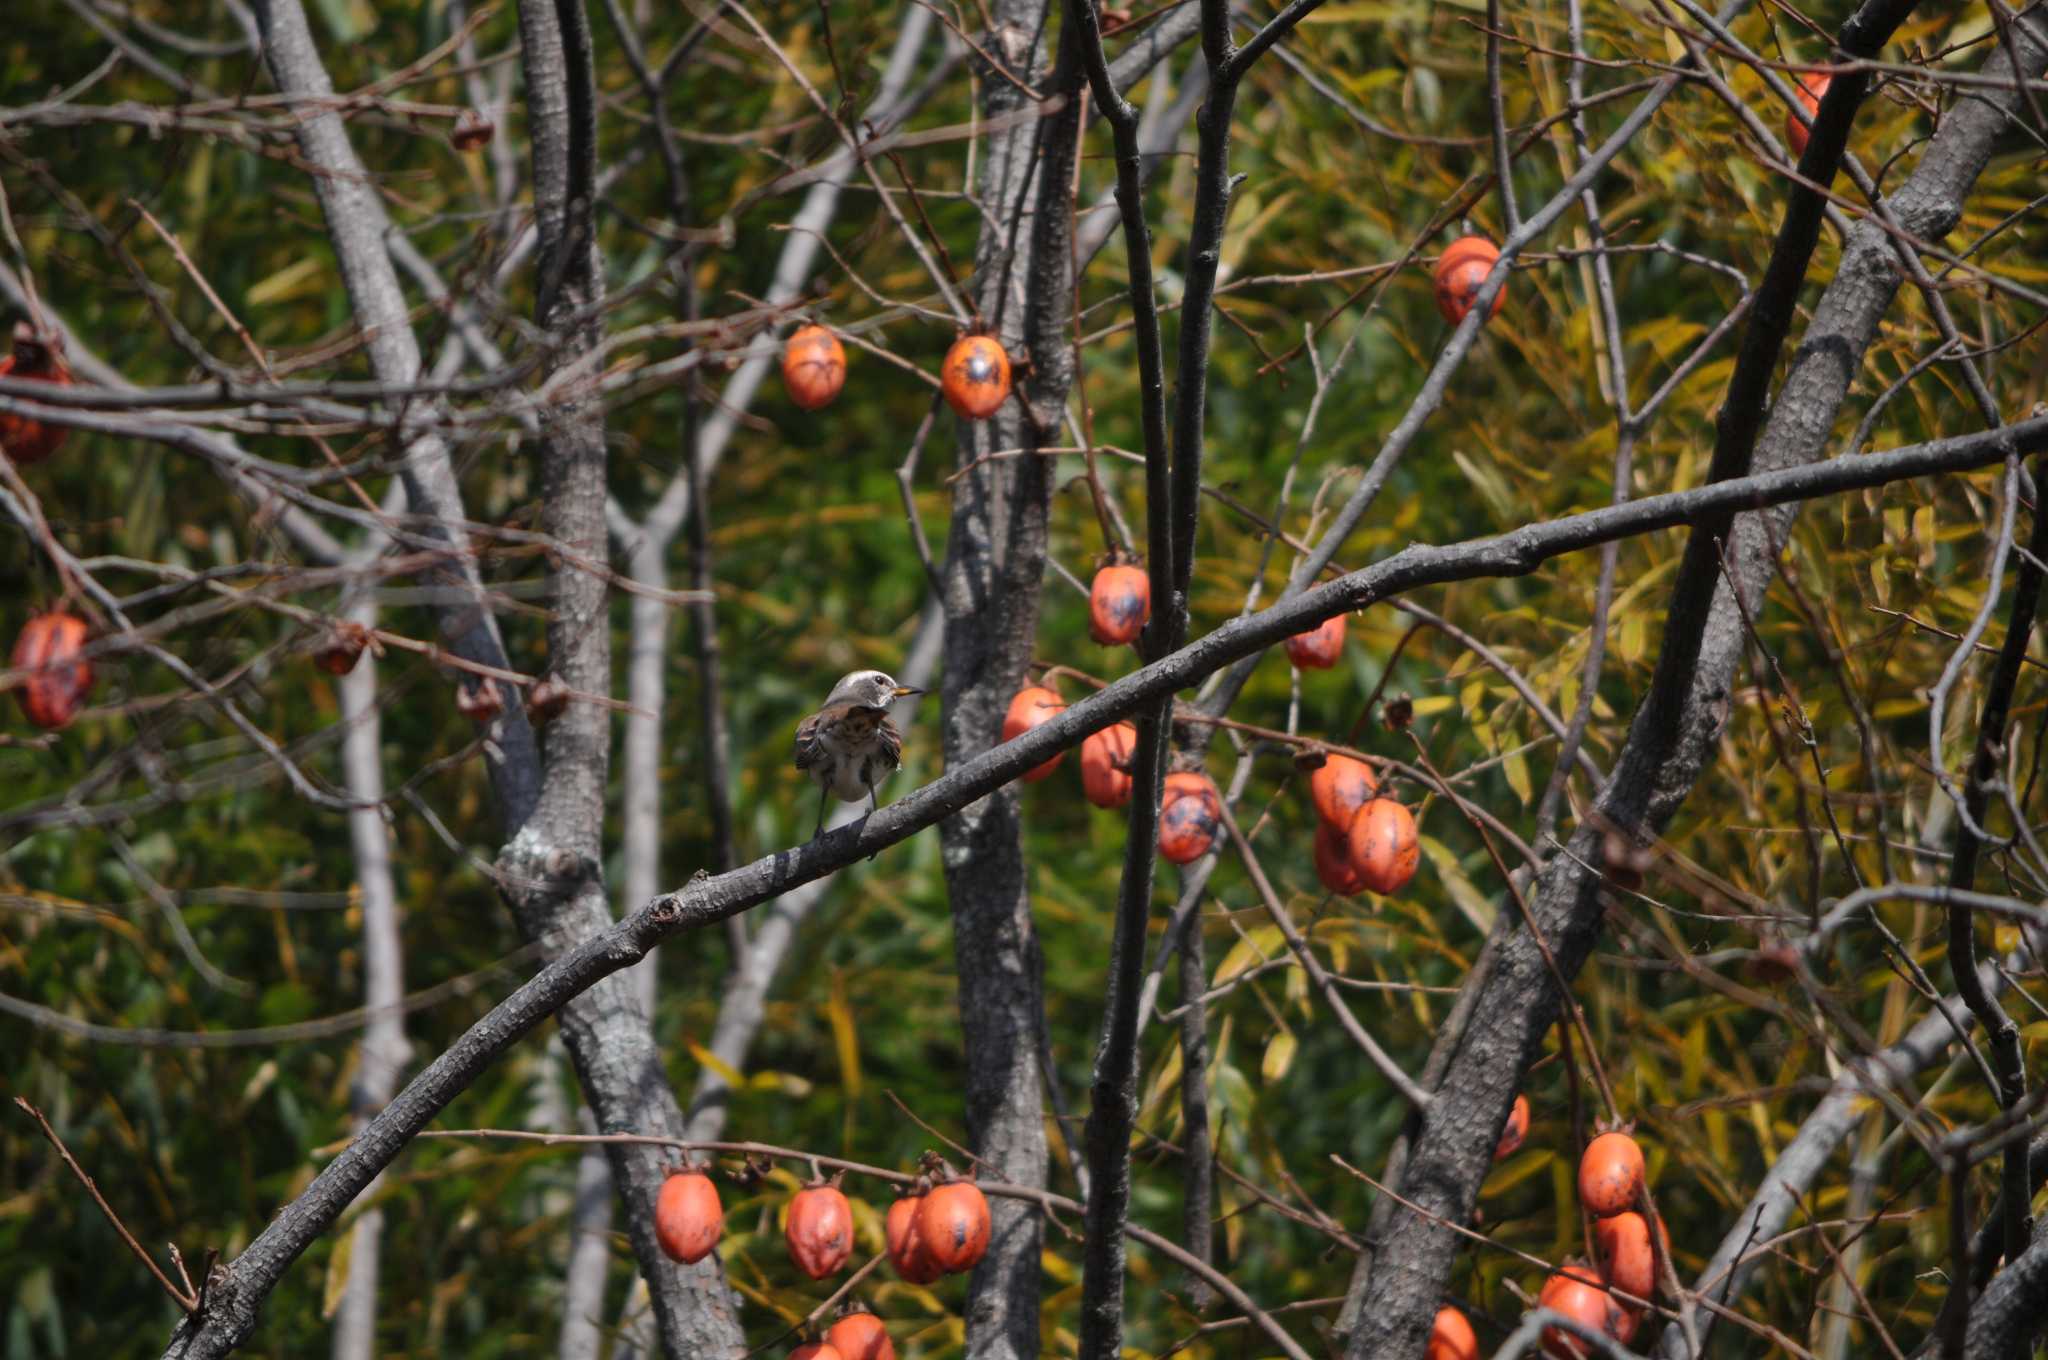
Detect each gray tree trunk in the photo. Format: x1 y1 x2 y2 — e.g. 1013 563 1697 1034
937 5 1069 1355
1344 8 2048 1354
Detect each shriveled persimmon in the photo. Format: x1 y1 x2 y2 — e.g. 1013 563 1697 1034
450 109 494 151
941 334 1011 420
1158 770 1223 864
1002 685 1066 781
11 611 92 731
1578 1130 1646 1217
0 323 75 466
654 1168 723 1265
1088 562 1150 646
785 1180 854 1280
1080 721 1138 810
914 1179 991 1274
1433 235 1506 326
1284 613 1345 670
313 621 371 677
1347 797 1419 895
455 679 504 724
782 324 847 411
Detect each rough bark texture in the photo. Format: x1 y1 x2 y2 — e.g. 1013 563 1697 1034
500 2 745 1355
937 4 1074 1353
1965 1212 2048 1359
581 19 944 1347
151 403 2047 1359
1345 9 2047 1357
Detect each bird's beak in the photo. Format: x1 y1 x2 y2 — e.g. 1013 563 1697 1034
893 685 924 697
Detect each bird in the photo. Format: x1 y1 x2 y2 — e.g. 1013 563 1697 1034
794 669 924 839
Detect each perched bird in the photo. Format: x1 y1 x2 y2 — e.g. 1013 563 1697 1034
794 669 923 838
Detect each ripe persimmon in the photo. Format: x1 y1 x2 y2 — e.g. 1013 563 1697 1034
783 324 847 411
1313 820 1368 897
1536 1265 1628 1359
1578 1131 1646 1217
1593 1209 1668 1300
825 1310 895 1360
789 1345 843 1360
11 611 92 730
654 1169 723 1265
1284 613 1345 670
941 334 1011 420
1002 686 1067 781
0 323 75 466
785 1181 854 1280
1307 751 1378 828
914 1180 991 1274
1158 770 1223 864
1088 562 1150 646
1786 73 1830 156
1495 1093 1530 1161
1427 1305 1479 1360
1433 235 1505 326
885 1193 942 1284
1081 721 1138 810
1347 797 1420 895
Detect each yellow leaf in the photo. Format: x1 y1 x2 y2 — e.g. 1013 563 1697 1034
1213 926 1283 985
1913 505 1936 569
322 1220 354 1320
1420 835 1494 933
828 970 862 1099
1451 449 1515 523
689 1040 746 1089
1262 1030 1298 1085
1619 612 1645 664
1503 745 1532 805
747 1070 814 1097
246 256 326 307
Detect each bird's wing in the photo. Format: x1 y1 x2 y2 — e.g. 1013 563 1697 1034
793 712 826 770
876 715 904 769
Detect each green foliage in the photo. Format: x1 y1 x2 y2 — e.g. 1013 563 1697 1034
3 0 2043 1356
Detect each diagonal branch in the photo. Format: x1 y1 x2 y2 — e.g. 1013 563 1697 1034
154 405 2048 1359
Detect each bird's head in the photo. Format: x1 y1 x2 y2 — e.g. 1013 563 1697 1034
824 669 923 711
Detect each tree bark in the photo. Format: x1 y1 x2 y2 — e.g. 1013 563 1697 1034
502 2 746 1355
937 4 1083 1352
1344 7 2047 1356
150 402 2048 1359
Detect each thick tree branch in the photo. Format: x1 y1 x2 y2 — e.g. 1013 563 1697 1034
1348 2 2043 1349
502 1 747 1354
154 405 2048 1359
